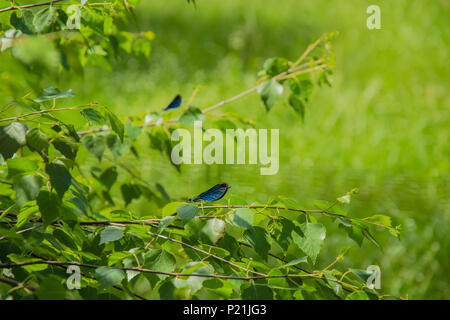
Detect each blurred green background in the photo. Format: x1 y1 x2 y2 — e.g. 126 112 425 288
58 0 448 299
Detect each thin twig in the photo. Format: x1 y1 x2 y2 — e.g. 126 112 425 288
0 260 355 285
0 105 91 123
0 276 36 291
202 62 325 114
0 0 67 13
148 231 266 276
198 205 393 231
77 45 328 136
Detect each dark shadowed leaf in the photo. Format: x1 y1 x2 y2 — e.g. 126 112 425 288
45 163 72 198
26 127 48 153
98 167 118 190
288 93 305 122
10 10 35 35
35 276 66 299
81 135 106 161
37 190 60 227
241 284 273 300
243 226 270 259
80 108 106 125
105 109 124 142
121 183 142 206
0 122 28 160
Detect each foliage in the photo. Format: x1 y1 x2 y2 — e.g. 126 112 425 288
0 0 401 300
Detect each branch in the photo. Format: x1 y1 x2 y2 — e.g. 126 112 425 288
201 62 326 114
0 105 92 123
0 201 393 233
292 34 327 68
30 253 147 300
0 0 67 13
0 276 36 291
77 40 329 136
0 260 357 286
148 231 266 277
197 205 394 231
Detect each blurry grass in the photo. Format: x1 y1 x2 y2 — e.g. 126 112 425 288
61 0 449 298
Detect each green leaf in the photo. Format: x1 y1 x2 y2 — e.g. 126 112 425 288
179 106 204 126
144 249 176 277
338 223 364 247
100 226 125 244
105 109 124 142
133 36 152 58
362 228 381 249
176 204 200 222
263 57 289 78
158 216 176 233
349 268 373 283
243 226 270 259
33 7 57 33
53 228 77 250
120 183 142 206
106 134 130 158
7 158 38 177
45 163 72 198
289 79 313 101
346 290 370 300
98 167 117 190
80 108 106 125
34 86 74 102
276 256 308 269
7 254 47 272
232 208 254 230
10 10 35 35
366 214 392 228
52 139 78 160
173 263 211 293
125 122 142 140
37 190 60 227
201 218 226 244
267 269 290 289
291 223 326 265
15 203 39 229
35 276 67 299
15 175 42 207
81 135 106 161
162 201 185 217
241 284 273 300
288 93 305 122
26 128 48 153
95 267 125 290
0 122 28 160
257 80 283 112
